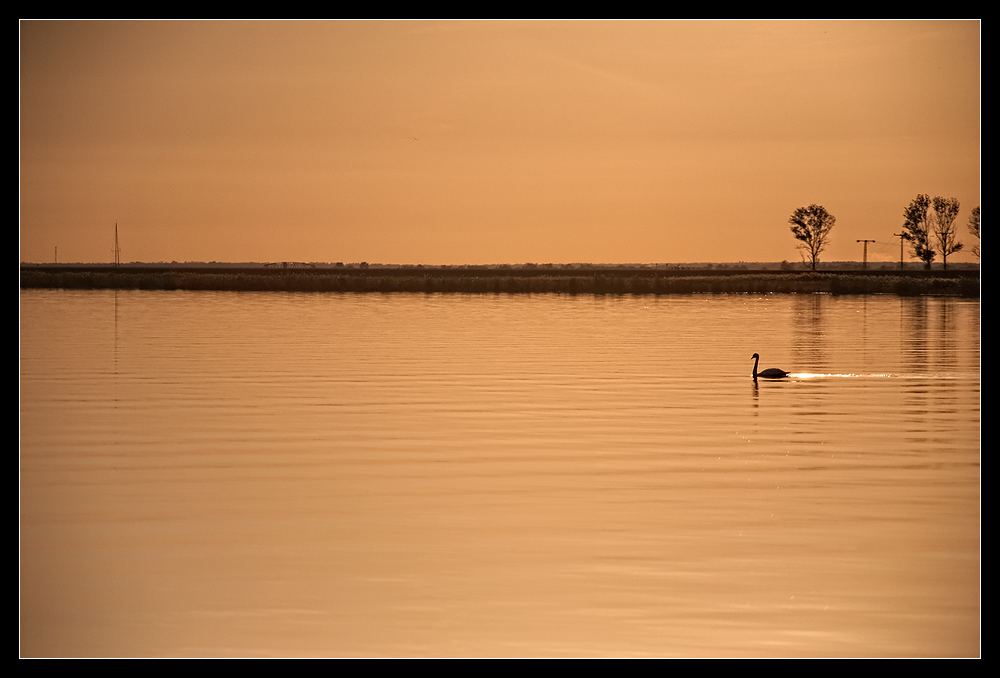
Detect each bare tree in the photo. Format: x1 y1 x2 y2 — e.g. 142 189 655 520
931 196 962 270
901 194 935 269
968 206 980 259
789 204 835 271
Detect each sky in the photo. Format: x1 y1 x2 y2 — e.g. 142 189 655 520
19 20 980 265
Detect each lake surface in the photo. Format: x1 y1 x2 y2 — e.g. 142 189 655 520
20 290 980 657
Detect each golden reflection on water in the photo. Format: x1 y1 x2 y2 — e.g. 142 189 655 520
20 290 979 657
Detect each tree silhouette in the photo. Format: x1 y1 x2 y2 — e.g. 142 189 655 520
788 204 835 271
968 206 980 259
931 196 962 270
901 194 935 269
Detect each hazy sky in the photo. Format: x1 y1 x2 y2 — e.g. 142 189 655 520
20 20 980 265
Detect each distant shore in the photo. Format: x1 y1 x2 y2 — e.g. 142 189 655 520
20 265 980 297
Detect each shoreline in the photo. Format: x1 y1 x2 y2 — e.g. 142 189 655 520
20 266 980 297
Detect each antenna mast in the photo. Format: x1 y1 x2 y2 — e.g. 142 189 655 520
114 223 121 267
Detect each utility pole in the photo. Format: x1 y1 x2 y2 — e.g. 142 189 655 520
893 233 906 271
856 239 875 271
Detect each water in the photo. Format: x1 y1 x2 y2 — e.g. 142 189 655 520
19 290 980 656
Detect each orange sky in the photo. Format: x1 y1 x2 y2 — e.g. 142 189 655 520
20 20 980 265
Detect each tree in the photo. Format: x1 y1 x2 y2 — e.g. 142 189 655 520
901 194 935 269
788 204 835 271
931 196 962 270
968 206 980 259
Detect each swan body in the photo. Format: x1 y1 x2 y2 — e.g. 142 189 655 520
751 353 789 379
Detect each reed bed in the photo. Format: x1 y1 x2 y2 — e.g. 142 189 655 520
20 268 979 298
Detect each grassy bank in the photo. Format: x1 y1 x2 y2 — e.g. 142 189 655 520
20 266 980 298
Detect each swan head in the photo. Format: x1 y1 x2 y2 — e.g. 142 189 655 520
751 353 759 360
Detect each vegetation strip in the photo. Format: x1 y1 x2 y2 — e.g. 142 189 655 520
20 267 979 297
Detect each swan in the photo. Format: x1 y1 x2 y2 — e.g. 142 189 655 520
751 353 789 379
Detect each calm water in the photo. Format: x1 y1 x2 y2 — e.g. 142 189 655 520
20 290 980 657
